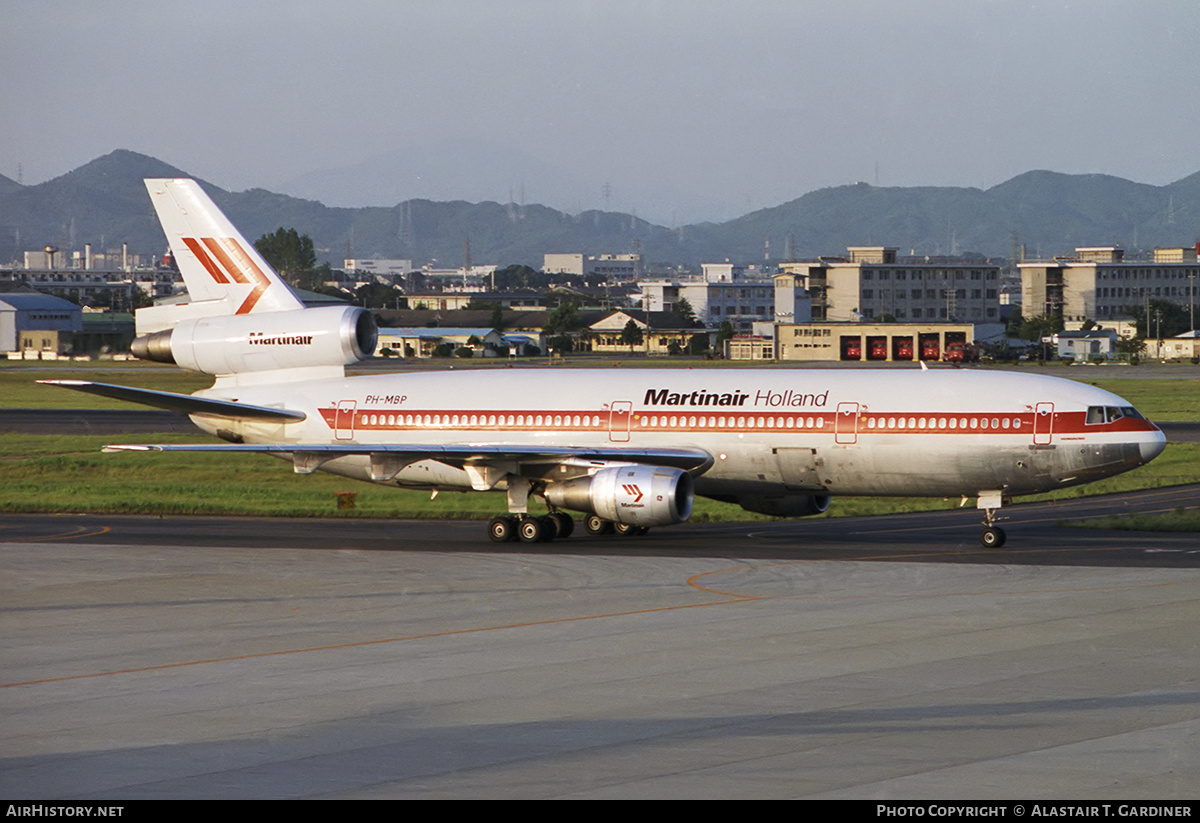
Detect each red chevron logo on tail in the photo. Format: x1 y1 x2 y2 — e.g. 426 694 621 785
181 236 271 314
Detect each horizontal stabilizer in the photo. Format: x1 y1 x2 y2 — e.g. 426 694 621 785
39 380 306 422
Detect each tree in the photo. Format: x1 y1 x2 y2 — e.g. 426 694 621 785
1005 307 1025 338
1124 299 1191 340
490 303 506 331
1116 336 1145 361
687 333 710 355
544 301 583 335
1017 314 1063 342
548 333 575 354
492 264 542 291
620 319 644 353
352 282 404 309
254 228 317 289
672 297 696 325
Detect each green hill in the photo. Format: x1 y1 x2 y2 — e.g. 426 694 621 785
1 151 1196 268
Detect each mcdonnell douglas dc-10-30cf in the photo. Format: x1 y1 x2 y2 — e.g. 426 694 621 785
44 179 1166 548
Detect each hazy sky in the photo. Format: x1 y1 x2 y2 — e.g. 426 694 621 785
3 0 1197 223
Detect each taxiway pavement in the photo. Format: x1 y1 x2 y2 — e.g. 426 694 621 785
2 486 1198 799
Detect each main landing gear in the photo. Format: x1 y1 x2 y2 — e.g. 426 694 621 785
487 512 649 543
489 477 651 543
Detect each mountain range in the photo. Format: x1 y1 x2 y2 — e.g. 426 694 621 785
1 150 1197 270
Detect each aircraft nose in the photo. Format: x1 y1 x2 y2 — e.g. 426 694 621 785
1140 429 1167 464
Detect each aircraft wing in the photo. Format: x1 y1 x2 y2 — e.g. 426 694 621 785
101 442 715 485
39 380 307 422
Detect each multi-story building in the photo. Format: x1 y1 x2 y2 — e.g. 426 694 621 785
638 264 791 330
770 321 986 363
543 253 641 280
3 243 179 307
1019 246 1200 325
343 258 413 277
780 247 1002 324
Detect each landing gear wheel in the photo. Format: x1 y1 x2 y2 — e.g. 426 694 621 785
488 515 517 543
613 523 647 537
980 526 1007 549
585 515 613 536
550 512 574 538
518 516 545 543
538 514 560 541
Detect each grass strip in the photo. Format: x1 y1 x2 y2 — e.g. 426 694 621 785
3 432 1196 523
1064 510 1200 533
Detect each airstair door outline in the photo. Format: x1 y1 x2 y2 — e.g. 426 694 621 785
608 401 632 442
835 402 859 445
1033 402 1054 446
335 400 357 441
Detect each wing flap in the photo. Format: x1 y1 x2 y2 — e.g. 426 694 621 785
100 442 715 475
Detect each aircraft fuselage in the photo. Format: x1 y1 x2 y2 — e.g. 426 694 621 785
193 367 1165 501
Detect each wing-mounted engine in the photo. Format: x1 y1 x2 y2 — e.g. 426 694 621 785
131 305 377 375
545 464 694 527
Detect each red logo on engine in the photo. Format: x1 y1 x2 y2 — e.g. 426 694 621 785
622 484 644 503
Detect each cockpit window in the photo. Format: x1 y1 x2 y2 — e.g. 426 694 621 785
1086 406 1144 424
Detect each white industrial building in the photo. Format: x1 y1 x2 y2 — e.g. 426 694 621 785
543 253 641 280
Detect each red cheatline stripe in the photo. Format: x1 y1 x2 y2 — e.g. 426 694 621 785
182 237 229 284
314 407 1159 437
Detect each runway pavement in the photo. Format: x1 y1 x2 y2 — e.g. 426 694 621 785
2 485 1198 799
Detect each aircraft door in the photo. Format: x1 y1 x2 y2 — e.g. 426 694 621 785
608 401 632 442
835 402 859 445
335 400 357 441
1033 402 1054 446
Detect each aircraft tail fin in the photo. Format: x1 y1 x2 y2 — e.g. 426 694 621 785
144 179 304 316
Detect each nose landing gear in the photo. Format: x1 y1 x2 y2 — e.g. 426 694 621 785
980 524 1007 548
977 490 1009 548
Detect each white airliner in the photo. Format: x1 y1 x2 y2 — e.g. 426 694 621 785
44 179 1167 548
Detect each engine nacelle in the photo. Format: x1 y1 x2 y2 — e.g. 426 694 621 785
545 465 694 527
733 493 831 518
131 306 377 375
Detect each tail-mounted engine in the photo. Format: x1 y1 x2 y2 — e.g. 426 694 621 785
545 464 694 527
131 306 377 375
